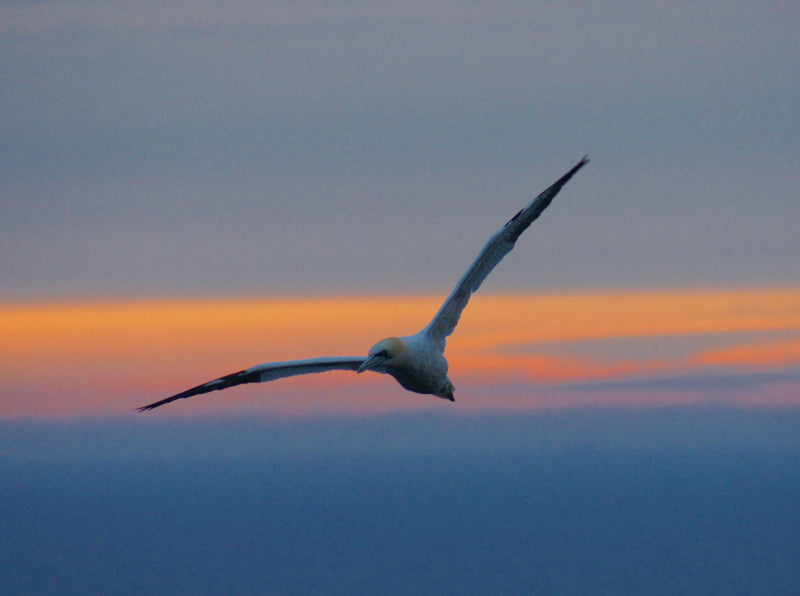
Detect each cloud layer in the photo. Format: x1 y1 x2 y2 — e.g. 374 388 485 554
2 1 799 300
4 288 798 417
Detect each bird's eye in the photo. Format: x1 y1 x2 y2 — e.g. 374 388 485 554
377 349 389 358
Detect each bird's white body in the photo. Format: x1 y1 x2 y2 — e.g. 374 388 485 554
138 157 588 411
362 334 453 399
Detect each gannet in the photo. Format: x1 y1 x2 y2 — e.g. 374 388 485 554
138 157 588 411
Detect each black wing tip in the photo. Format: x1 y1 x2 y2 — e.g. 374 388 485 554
547 155 590 195
135 368 261 413
571 155 590 174
135 388 202 412
135 397 179 413
135 387 213 413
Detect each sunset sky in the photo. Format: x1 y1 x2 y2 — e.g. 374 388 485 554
3 288 800 417
3 3 800 594
2 1 799 418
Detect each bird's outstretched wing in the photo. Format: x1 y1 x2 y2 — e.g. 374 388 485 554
137 357 366 411
424 157 588 345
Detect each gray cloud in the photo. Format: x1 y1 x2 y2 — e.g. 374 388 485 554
2 1 799 300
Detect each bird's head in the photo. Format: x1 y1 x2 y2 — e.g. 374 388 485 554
357 337 407 374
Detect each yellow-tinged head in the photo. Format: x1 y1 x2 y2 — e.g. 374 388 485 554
357 337 407 374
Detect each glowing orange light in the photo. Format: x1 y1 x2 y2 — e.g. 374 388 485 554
1 287 798 417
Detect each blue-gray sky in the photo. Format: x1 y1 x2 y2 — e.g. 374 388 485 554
4 410 800 594
3 1 798 302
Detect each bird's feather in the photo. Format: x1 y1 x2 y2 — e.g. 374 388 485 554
424 156 589 345
137 357 365 411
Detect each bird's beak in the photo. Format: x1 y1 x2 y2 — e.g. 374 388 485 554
357 354 387 374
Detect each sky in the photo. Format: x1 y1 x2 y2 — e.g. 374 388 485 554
3 3 800 593
3 410 800 594
3 1 798 299
2 0 799 418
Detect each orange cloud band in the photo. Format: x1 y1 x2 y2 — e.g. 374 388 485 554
2 288 799 416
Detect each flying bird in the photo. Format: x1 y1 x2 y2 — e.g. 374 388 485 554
138 157 588 411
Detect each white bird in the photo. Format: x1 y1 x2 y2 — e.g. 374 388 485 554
138 157 588 411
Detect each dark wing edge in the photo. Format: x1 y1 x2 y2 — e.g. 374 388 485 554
424 156 589 344
136 357 366 412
